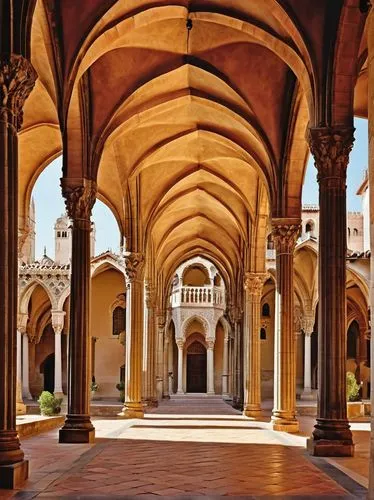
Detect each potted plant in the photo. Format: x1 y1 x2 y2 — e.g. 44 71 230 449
91 376 99 400
346 371 363 418
38 391 63 416
116 381 125 403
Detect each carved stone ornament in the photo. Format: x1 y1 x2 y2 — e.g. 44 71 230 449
144 280 155 309
0 54 37 130
271 218 301 254
124 252 145 283
207 338 215 350
307 127 354 183
61 178 97 221
243 272 268 297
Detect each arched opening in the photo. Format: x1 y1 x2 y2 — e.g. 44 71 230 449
347 320 359 360
260 328 267 340
186 340 207 393
262 303 270 317
183 265 210 286
305 220 314 235
112 306 125 336
40 353 55 394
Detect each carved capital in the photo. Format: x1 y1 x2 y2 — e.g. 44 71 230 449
301 315 315 336
61 178 97 221
144 280 155 309
207 338 215 350
0 54 37 130
176 338 184 349
17 313 28 334
228 305 241 324
124 252 145 283
51 310 66 335
272 218 301 254
244 272 268 298
307 127 354 185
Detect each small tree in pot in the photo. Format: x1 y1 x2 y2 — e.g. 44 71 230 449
38 391 63 416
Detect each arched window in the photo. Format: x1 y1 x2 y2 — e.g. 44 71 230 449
57 231 61 237
353 228 358 236
260 328 267 340
262 303 270 317
112 306 125 336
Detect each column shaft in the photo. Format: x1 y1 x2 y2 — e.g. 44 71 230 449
177 341 184 393
168 339 174 394
0 54 36 488
59 179 96 443
16 330 25 414
163 339 170 398
222 336 229 397
207 341 215 394
307 127 354 456
22 334 31 400
120 253 145 418
54 332 63 395
243 273 266 417
271 220 300 433
301 333 314 400
368 9 374 492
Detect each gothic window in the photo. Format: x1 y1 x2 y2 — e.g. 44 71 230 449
262 303 270 317
112 306 125 336
260 328 267 340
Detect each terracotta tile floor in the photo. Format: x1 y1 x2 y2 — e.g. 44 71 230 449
0 397 368 498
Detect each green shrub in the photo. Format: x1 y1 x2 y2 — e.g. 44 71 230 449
38 391 63 416
116 381 125 403
346 372 360 402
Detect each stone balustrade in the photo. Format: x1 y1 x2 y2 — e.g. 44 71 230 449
171 286 225 309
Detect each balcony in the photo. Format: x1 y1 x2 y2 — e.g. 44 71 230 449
171 285 225 309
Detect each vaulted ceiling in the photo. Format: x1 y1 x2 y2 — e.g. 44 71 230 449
18 0 369 305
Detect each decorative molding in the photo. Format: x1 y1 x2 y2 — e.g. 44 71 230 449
272 218 301 254
0 54 37 130
61 178 97 221
124 252 145 283
307 127 354 185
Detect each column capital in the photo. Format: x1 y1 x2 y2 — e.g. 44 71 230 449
17 313 28 334
228 305 242 323
144 280 156 309
301 315 315 336
176 338 184 349
207 338 215 350
124 252 145 284
272 218 301 254
307 127 354 184
51 310 66 335
0 54 37 131
60 178 97 222
156 309 166 330
244 272 268 298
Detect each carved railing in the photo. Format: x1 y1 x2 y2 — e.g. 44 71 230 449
171 286 225 308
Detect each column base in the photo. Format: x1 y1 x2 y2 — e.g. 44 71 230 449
143 398 158 408
271 413 299 433
308 418 354 456
118 402 144 419
177 390 184 394
59 414 95 443
54 391 64 400
222 393 230 401
207 391 215 395
300 389 316 401
16 402 26 415
0 460 29 489
243 405 262 419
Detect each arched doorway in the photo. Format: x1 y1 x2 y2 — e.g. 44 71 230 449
41 353 55 393
187 341 207 393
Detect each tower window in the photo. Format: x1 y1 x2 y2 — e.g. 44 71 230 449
113 306 125 336
353 228 358 236
260 328 267 340
57 231 61 237
262 303 270 317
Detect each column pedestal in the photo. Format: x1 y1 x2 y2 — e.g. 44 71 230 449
307 127 354 456
271 220 300 433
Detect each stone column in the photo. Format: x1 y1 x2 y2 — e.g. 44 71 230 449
0 54 36 488
22 333 32 400
156 312 165 400
243 272 267 418
207 339 215 395
120 252 145 418
163 335 170 399
222 333 229 398
307 127 354 456
144 282 157 406
271 219 300 433
52 310 65 398
59 179 96 444
367 7 374 493
16 314 27 415
168 338 174 394
301 315 315 400
176 339 184 394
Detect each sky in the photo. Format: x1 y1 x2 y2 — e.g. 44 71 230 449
32 118 369 260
